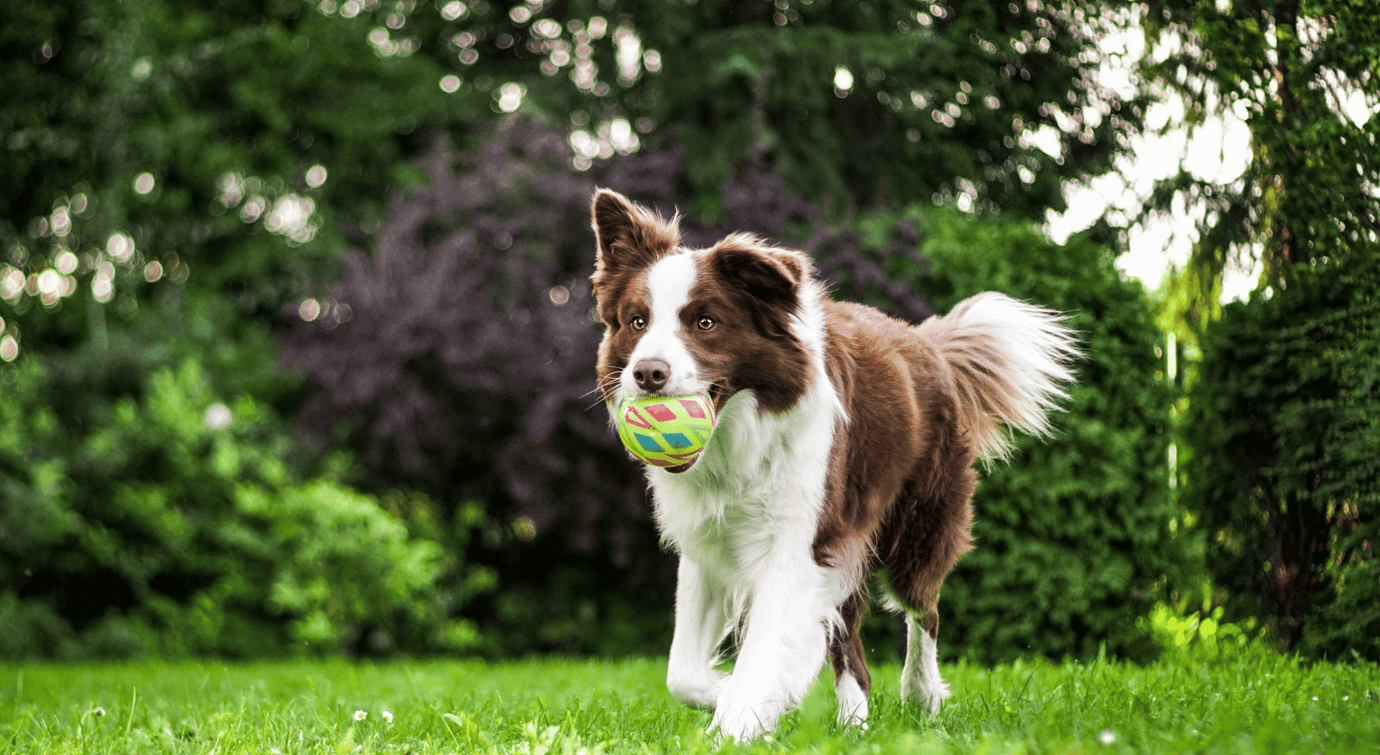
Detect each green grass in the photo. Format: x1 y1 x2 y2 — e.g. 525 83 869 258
3 653 1378 754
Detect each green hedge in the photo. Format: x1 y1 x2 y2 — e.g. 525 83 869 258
852 208 1183 663
1184 258 1380 660
0 358 489 659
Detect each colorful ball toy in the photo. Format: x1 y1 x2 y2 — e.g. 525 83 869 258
615 394 717 469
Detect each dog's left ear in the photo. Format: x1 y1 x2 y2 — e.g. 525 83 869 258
710 238 811 340
710 236 809 312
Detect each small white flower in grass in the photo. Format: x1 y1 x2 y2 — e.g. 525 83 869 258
92 707 107 717
382 710 394 724
271 749 282 754
1343 696 1350 701
1313 696 1319 701
353 709 367 721
1099 730 1116 744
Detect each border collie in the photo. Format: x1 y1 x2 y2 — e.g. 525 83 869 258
590 189 1078 741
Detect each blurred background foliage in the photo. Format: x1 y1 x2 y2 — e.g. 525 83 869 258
1 0 1375 662
1185 256 1380 661
1144 0 1380 662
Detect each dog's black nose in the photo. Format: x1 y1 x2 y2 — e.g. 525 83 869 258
632 358 671 393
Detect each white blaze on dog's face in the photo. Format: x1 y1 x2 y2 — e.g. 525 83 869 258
589 188 815 417
621 252 707 399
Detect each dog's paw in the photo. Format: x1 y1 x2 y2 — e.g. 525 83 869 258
708 707 769 744
709 680 782 743
667 669 727 710
835 674 870 730
900 667 949 716
836 707 870 731
917 680 949 716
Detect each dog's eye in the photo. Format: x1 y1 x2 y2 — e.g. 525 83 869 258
630 316 646 331
697 317 715 331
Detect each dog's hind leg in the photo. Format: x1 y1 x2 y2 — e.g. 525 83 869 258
879 456 976 716
666 556 731 710
829 587 871 729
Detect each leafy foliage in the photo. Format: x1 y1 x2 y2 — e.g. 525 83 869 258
1135 0 1380 661
2 0 1153 359
909 208 1180 663
0 0 472 361
1140 604 1255 660
1184 257 1380 659
0 358 485 659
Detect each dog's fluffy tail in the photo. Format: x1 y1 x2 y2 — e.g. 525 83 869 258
915 292 1080 461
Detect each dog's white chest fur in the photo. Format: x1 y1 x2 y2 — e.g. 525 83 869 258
646 383 858 741
650 386 840 584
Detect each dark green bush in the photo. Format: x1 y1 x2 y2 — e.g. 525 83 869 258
867 208 1183 663
1184 258 1380 660
0 357 489 660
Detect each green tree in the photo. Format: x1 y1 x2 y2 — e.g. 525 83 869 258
1 0 474 365
1140 0 1380 654
4 0 1160 362
1185 258 1380 657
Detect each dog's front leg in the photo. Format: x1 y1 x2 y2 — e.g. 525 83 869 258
710 553 831 741
666 556 730 709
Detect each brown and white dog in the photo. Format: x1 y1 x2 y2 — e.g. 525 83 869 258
590 189 1077 741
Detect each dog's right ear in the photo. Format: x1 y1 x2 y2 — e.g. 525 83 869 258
590 189 680 293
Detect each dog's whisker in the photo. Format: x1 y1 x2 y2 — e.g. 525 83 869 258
584 397 612 412
578 385 606 400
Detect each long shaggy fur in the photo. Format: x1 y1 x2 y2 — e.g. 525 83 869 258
915 292 1080 460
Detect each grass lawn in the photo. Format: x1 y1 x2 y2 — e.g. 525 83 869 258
3 653 1377 754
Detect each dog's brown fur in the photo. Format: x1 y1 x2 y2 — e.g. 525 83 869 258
812 300 979 698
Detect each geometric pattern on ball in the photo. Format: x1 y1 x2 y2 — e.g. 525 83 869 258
614 394 717 469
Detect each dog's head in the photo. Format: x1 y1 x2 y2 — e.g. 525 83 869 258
590 189 814 422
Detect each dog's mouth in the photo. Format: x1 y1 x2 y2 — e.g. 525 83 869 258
662 381 728 475
706 380 730 415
